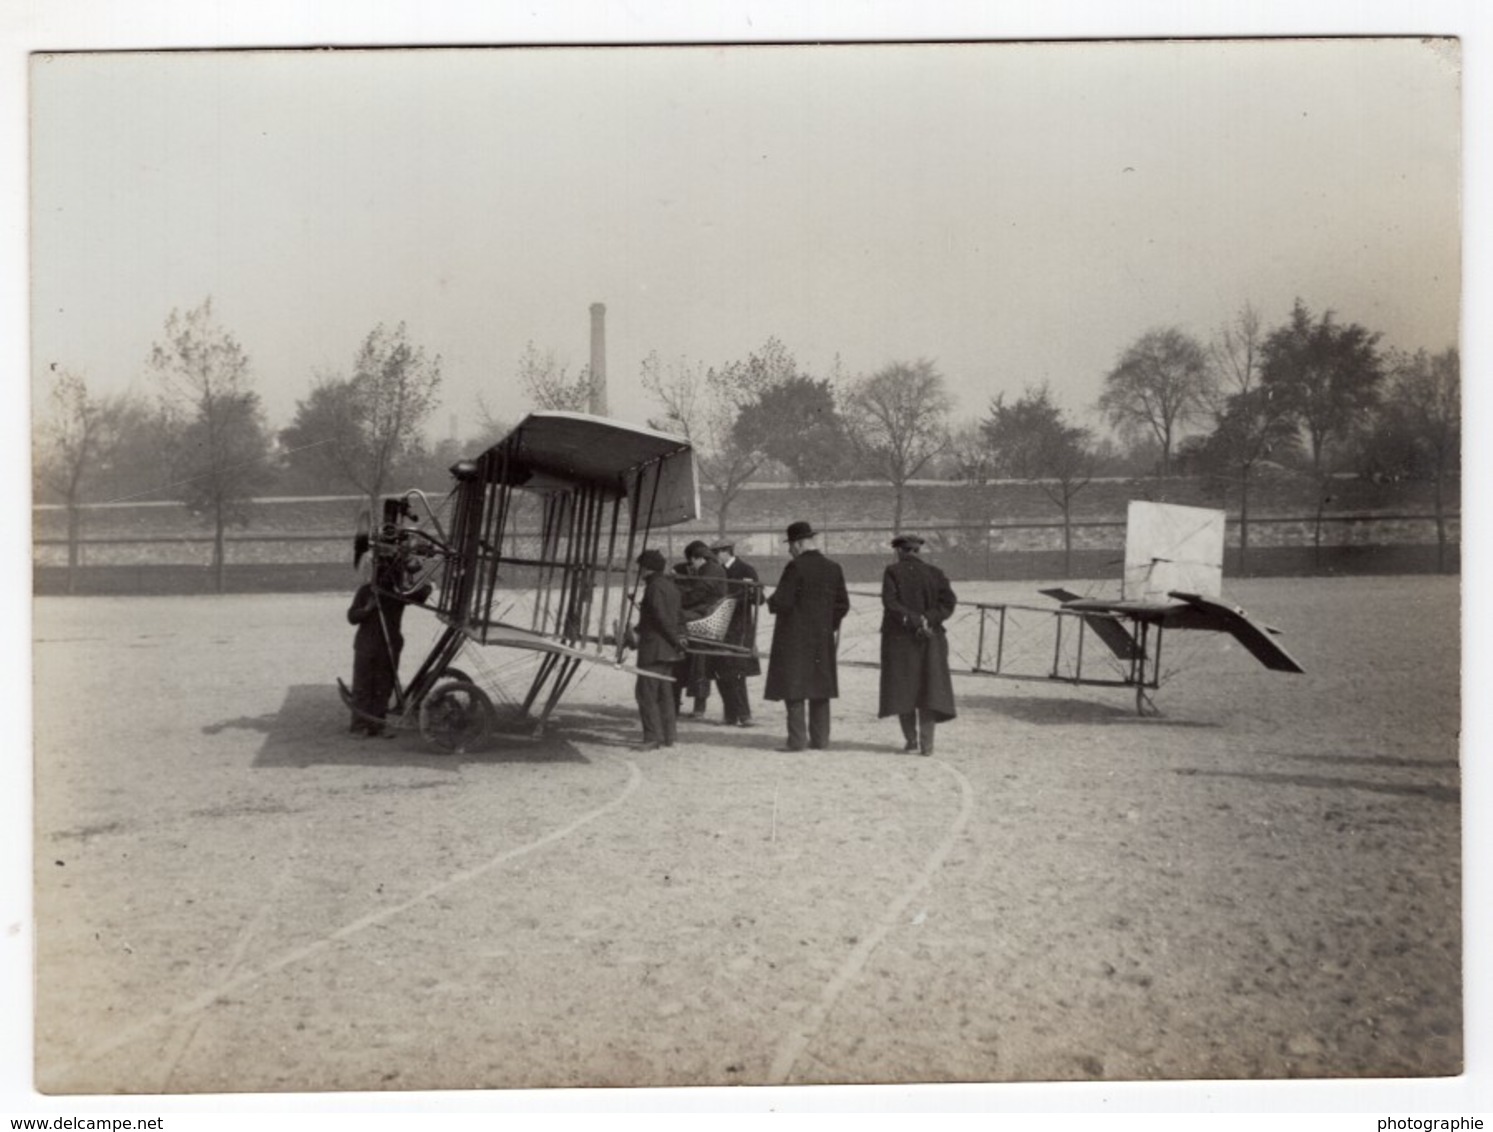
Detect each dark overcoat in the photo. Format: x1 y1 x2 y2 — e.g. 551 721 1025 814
348 573 432 723
349 576 431 669
711 554 762 678
677 559 728 619
676 558 727 696
634 572 686 666
764 549 850 702
878 555 958 721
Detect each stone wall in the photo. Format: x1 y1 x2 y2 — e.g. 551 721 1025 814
34 514 1458 568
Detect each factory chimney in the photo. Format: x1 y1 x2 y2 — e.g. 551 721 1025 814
588 302 608 416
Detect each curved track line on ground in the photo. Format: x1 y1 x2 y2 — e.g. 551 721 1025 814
70 755 643 1074
766 756 976 1085
154 846 289 1093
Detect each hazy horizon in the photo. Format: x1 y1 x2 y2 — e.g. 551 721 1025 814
30 40 1461 442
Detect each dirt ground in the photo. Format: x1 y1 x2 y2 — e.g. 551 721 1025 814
29 575 1462 1097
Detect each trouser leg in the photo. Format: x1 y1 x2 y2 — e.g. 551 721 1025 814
639 664 677 745
351 647 378 731
685 656 709 714
719 674 749 722
636 674 662 744
917 709 936 754
899 711 918 747
660 678 678 746
808 699 831 749
365 660 396 735
784 699 808 750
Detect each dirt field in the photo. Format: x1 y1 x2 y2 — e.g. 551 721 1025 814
30 575 1462 1096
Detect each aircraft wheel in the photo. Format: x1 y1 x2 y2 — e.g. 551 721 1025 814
419 679 493 753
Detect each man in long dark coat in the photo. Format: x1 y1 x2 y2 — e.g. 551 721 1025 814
878 533 958 755
709 537 762 727
764 520 850 751
632 548 685 749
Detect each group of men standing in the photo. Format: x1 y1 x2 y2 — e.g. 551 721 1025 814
630 537 761 749
630 520 957 755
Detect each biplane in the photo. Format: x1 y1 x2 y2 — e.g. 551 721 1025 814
842 501 1303 715
337 411 759 750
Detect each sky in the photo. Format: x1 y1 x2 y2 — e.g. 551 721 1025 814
8 1 1492 1120
28 36 1462 442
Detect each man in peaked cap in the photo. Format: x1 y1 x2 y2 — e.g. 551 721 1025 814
709 537 762 727
631 548 685 750
764 521 850 751
878 533 957 755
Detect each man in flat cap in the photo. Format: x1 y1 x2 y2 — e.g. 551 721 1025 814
764 521 850 751
878 533 957 754
631 548 685 749
709 537 762 727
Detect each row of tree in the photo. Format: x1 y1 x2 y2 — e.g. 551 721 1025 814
35 300 451 592
35 295 1460 592
629 301 1458 575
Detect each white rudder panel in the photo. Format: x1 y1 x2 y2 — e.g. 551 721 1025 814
1123 501 1224 601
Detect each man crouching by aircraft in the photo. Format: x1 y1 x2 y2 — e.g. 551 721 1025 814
631 548 686 750
347 554 432 738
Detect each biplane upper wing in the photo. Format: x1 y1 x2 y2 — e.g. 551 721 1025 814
1167 591 1305 673
480 410 699 526
437 411 698 645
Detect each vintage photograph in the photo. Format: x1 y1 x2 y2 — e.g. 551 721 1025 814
25 36 1464 1104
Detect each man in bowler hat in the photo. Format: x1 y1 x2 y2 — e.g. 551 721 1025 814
709 537 762 727
764 520 850 751
878 533 957 754
631 548 685 749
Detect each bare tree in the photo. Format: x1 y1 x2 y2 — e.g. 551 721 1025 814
1204 304 1299 572
982 384 1094 576
516 341 593 412
1099 327 1212 477
844 358 952 533
280 322 443 515
34 368 130 591
641 343 780 536
150 298 272 591
1380 347 1460 572
470 395 515 449
946 419 995 484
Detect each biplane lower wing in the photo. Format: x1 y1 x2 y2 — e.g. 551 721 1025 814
1166 591 1305 673
459 619 675 679
1044 590 1304 674
1038 588 1143 661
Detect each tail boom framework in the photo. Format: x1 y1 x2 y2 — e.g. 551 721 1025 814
837 501 1301 716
